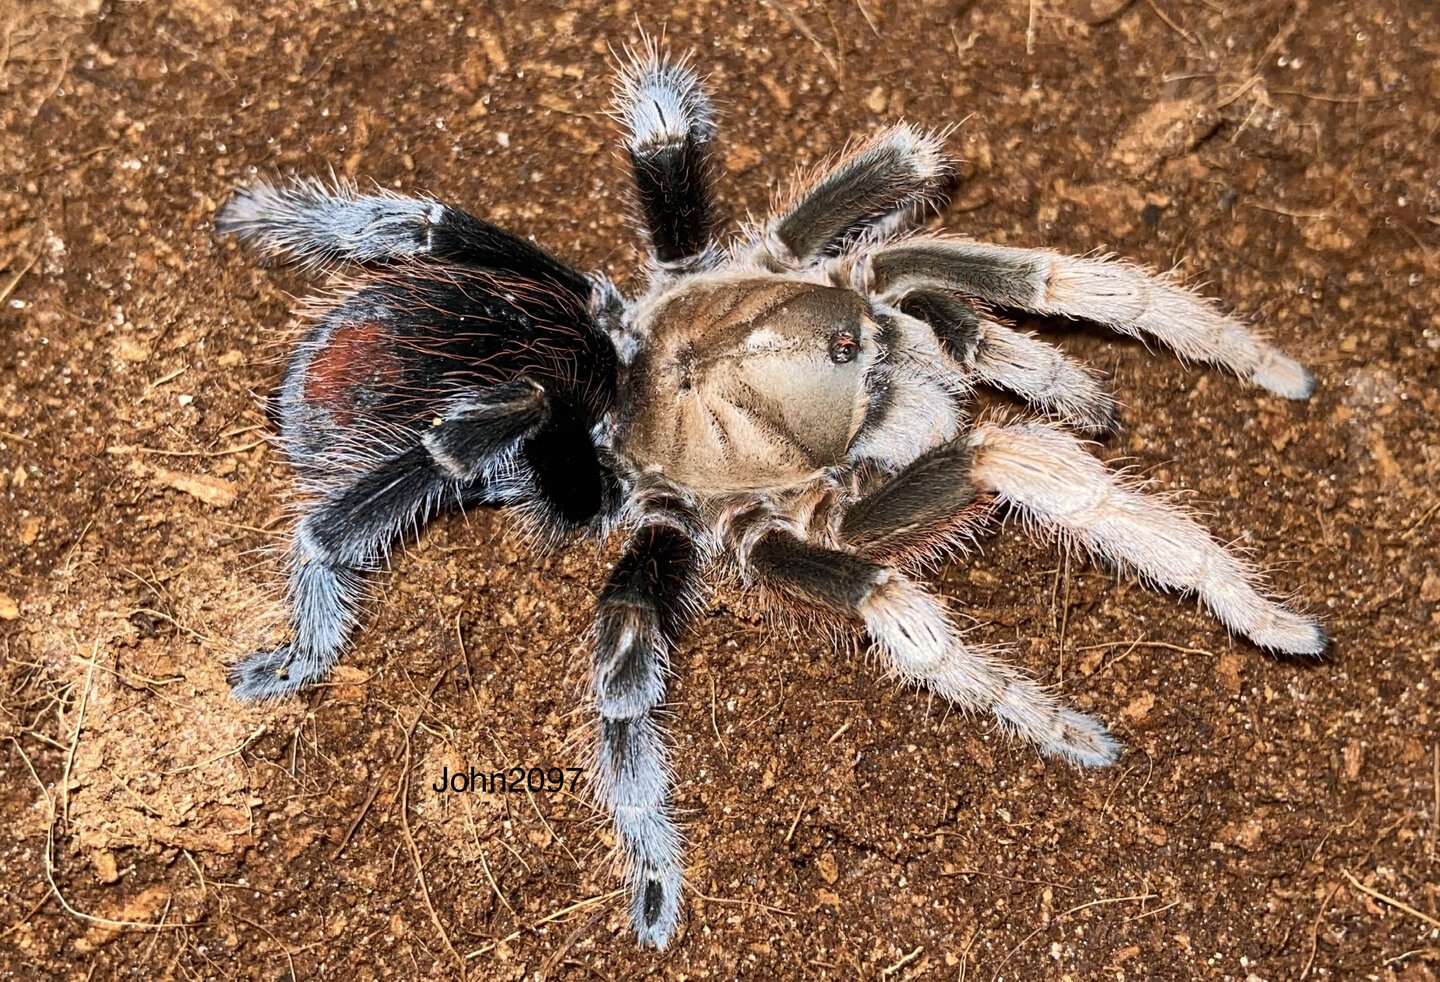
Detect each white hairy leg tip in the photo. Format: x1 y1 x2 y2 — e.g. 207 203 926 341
968 321 1119 434
862 573 1117 763
1249 610 1329 656
632 865 683 949
1044 709 1122 767
1252 352 1316 400
214 181 277 227
870 123 950 177
971 420 1322 657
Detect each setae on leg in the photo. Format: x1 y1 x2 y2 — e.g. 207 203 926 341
862 237 1315 398
840 439 987 567
744 530 1120 767
613 46 719 270
215 178 594 297
753 124 951 266
589 518 701 948
896 288 1119 434
230 383 555 700
968 419 1328 655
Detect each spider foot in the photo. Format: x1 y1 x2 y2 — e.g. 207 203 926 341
1039 708 1122 768
1249 610 1329 657
1252 351 1315 400
631 863 683 950
228 644 316 701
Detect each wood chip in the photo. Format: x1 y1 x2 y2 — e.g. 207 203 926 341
137 462 237 508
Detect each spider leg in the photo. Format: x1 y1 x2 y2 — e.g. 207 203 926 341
515 396 620 531
421 381 551 482
215 178 593 295
896 289 1119 434
753 124 951 267
613 48 718 270
841 440 985 567
968 419 1328 655
744 531 1120 767
228 383 555 701
860 237 1315 399
423 379 618 533
590 518 702 949
229 456 442 701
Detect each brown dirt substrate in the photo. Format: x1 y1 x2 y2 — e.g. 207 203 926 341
2 1 1437 979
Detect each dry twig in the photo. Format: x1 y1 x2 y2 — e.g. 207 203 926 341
1342 869 1440 931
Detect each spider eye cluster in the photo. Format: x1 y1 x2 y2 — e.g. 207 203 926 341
828 329 859 364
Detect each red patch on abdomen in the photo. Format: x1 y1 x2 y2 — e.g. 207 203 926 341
304 321 397 425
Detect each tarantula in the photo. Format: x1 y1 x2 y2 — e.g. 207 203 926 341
216 49 1326 949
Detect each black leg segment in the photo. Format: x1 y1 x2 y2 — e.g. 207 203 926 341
840 440 982 564
614 53 718 268
520 397 618 529
764 125 951 264
897 288 984 364
423 381 551 482
590 518 702 948
746 531 884 613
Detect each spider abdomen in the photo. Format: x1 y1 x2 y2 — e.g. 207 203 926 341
280 267 616 484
